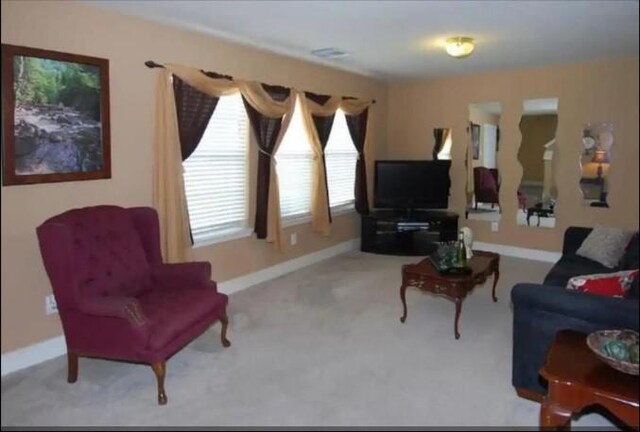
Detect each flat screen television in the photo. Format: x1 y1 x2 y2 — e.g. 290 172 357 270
374 160 451 210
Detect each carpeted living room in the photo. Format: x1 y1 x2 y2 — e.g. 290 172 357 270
1 0 638 429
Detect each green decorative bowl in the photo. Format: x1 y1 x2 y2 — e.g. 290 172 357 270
586 330 639 375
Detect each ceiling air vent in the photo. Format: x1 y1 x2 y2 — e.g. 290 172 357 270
311 48 350 59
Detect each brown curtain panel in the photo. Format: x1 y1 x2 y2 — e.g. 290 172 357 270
243 84 291 239
306 92 335 223
432 128 446 160
172 76 220 161
345 107 370 214
172 75 220 245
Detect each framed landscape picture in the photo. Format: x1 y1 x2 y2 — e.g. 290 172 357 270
1 44 110 185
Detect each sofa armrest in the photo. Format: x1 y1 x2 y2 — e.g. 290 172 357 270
512 283 639 329
562 227 593 256
150 262 213 288
76 295 147 326
511 283 639 396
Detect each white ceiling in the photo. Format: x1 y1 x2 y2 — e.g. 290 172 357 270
92 0 639 81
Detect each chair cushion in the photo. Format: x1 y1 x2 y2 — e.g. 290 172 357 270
136 285 228 350
619 233 639 271
544 254 612 287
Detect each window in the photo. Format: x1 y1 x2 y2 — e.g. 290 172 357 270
276 97 314 221
325 110 357 210
437 129 453 160
182 93 249 244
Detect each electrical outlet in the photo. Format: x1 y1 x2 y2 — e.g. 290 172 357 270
45 294 58 315
491 221 499 232
290 232 298 246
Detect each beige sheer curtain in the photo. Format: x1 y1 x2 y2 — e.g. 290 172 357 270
238 80 295 250
153 69 191 262
154 64 296 254
299 93 341 235
255 92 295 250
153 62 371 256
299 94 374 233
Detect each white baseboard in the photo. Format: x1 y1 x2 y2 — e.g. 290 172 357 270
1 238 360 377
218 238 360 295
474 241 561 263
1 336 67 377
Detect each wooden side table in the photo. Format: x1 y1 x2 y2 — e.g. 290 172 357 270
399 250 500 339
539 330 639 430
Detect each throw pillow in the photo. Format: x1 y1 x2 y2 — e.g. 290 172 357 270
566 270 639 298
576 226 635 268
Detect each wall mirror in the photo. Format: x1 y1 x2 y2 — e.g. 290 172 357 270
516 98 559 228
465 102 502 223
432 127 452 160
580 123 613 208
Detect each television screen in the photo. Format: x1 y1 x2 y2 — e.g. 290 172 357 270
374 160 451 209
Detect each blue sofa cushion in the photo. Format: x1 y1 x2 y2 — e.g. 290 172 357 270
620 233 639 271
627 277 640 301
543 254 612 287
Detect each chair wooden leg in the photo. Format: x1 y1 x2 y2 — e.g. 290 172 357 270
220 312 231 348
151 362 167 405
67 352 78 383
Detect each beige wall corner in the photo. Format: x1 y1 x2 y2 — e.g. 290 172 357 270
386 58 640 251
0 0 387 353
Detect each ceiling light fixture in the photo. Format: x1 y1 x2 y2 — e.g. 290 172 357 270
311 47 350 59
445 37 475 59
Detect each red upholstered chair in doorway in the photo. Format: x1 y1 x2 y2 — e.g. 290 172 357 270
36 205 230 405
473 166 501 210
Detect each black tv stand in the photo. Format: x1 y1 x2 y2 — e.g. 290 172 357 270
361 209 459 256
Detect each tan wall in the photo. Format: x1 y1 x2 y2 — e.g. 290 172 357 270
387 58 639 252
0 1 388 353
519 115 558 183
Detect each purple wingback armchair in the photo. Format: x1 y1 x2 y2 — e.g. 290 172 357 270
36 205 230 405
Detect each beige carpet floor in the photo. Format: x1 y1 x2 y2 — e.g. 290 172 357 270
1 252 619 428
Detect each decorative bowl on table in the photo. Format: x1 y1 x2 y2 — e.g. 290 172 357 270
586 329 639 375
427 242 472 276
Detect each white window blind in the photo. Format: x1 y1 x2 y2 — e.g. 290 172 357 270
326 109 357 209
182 93 249 244
276 97 313 220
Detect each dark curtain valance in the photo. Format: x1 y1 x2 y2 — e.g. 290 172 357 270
172 76 219 161
345 108 370 215
432 128 446 160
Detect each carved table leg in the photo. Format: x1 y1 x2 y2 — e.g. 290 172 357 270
400 282 408 323
454 297 462 340
492 264 500 302
540 399 572 430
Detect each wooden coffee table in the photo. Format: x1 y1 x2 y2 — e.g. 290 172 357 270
540 330 639 430
399 250 500 339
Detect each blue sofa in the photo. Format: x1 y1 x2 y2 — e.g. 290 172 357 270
511 227 639 401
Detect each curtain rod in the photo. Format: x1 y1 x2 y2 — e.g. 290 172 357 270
144 60 376 104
